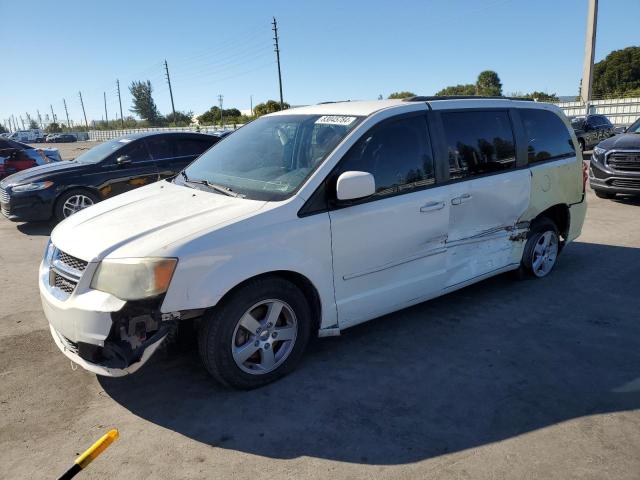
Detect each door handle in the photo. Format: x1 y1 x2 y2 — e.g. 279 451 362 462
451 193 472 206
420 201 445 213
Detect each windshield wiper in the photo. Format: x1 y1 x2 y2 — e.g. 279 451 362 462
181 172 243 198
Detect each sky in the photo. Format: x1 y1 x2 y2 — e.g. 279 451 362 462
1 0 639 128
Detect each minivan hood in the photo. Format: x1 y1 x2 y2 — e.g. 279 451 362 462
51 181 267 261
598 133 640 150
1 160 85 186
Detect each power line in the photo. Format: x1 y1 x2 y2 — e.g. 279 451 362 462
164 59 177 121
117 79 124 128
79 91 89 128
272 17 284 109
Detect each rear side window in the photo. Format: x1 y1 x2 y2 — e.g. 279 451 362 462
176 138 215 157
441 110 516 180
146 137 175 160
521 109 575 163
338 115 435 198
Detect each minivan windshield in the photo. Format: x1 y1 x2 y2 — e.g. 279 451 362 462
627 118 640 133
570 116 585 129
181 114 363 200
74 138 131 163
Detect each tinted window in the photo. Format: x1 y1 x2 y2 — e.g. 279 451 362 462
146 137 175 160
521 109 575 163
337 115 435 197
597 115 612 126
119 140 150 163
176 138 215 157
441 110 515 179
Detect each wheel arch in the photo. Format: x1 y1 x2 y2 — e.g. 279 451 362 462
533 203 570 240
212 270 323 334
53 186 101 219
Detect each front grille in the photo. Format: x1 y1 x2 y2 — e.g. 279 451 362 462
608 152 640 172
610 178 640 189
57 250 88 272
53 271 78 294
0 186 9 204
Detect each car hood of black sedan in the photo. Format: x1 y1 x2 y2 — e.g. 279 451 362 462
0 161 88 187
598 133 640 151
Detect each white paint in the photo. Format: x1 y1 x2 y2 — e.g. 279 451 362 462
40 98 587 377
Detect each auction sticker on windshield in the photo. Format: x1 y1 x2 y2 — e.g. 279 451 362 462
316 115 357 126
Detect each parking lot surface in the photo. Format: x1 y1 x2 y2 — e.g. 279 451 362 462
1 190 639 479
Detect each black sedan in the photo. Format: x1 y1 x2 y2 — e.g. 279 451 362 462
0 131 221 222
570 114 615 151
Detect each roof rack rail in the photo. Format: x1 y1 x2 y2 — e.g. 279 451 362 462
402 95 534 102
316 100 352 104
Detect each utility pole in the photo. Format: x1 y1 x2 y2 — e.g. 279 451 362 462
250 94 253 116
272 17 284 110
63 98 70 128
103 92 109 127
79 91 89 128
49 105 57 124
37 110 43 129
581 0 598 108
116 79 124 128
20 116 25 130
218 94 224 128
164 60 177 123
25 112 32 128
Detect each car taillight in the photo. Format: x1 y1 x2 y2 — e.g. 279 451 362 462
582 160 588 192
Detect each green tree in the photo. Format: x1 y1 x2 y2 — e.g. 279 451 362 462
435 84 476 96
28 119 39 129
46 122 62 133
476 70 502 96
524 91 559 102
592 46 640 98
253 100 290 117
129 80 161 124
164 111 193 126
0 124 8 134
387 91 416 99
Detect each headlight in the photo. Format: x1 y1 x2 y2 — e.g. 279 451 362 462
12 181 53 192
91 258 177 301
592 146 607 163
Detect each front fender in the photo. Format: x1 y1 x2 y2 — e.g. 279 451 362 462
160 209 337 330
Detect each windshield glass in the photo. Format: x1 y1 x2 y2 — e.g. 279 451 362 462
181 114 362 200
627 118 640 133
74 138 130 163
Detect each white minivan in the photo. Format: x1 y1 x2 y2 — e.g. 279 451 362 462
40 97 587 389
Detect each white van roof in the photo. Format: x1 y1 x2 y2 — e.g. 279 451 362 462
268 97 564 118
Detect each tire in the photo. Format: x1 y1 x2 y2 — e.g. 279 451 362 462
198 276 312 389
54 189 99 221
594 189 616 199
517 217 560 279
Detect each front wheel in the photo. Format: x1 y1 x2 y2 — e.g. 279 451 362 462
518 218 560 279
54 189 99 221
198 276 312 389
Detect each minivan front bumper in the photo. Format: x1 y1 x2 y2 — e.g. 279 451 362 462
39 245 168 376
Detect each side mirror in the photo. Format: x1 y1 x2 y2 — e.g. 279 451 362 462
336 171 375 201
116 155 131 165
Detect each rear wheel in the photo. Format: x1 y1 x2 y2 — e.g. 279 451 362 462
594 189 616 199
54 189 99 221
198 276 312 389
517 217 560 279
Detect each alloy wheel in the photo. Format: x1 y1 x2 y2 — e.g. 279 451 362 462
531 230 559 277
231 299 298 375
62 194 94 218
